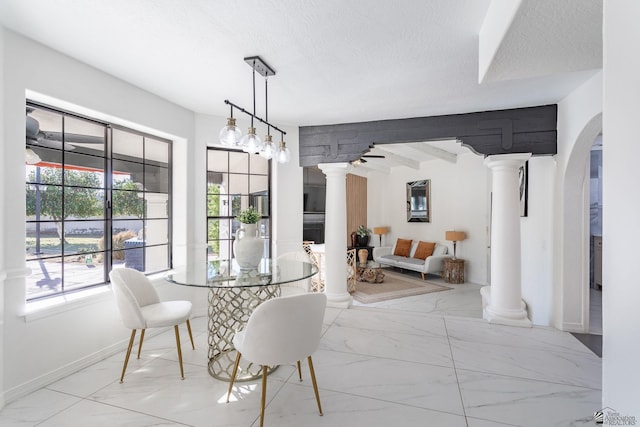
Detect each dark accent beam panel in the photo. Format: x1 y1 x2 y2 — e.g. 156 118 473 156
298 104 557 166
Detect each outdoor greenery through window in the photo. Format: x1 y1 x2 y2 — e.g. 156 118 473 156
206 148 270 268
25 102 172 301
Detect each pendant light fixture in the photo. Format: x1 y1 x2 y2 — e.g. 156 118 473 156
219 56 290 163
219 108 241 147
276 132 290 163
260 76 275 159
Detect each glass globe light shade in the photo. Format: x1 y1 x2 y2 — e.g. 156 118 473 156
240 127 263 153
219 117 241 146
261 134 275 159
276 141 291 163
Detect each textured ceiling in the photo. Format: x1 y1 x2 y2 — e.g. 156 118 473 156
481 0 602 83
0 0 602 128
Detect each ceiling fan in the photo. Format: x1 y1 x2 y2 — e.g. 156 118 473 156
351 154 385 166
26 107 104 150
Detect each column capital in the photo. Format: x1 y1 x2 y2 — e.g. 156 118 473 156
484 153 531 170
318 162 351 176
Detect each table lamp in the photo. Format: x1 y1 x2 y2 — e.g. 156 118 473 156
445 230 466 259
373 226 389 246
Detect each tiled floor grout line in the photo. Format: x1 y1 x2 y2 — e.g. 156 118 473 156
443 317 470 426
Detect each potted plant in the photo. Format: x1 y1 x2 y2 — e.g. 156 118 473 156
236 206 261 224
356 225 371 247
233 206 263 270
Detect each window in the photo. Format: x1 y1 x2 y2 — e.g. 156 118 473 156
25 102 172 301
206 148 270 264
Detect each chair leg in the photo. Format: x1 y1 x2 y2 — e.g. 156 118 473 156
260 365 268 427
120 329 137 383
297 360 303 381
186 319 195 350
307 356 323 416
174 325 185 380
421 272 425 281
226 351 241 403
137 329 146 359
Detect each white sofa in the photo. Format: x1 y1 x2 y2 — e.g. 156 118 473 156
373 240 450 280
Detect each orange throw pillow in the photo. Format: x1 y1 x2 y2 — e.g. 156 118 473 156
393 239 412 257
413 241 436 260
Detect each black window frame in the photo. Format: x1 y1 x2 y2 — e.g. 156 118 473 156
25 101 173 301
206 147 272 263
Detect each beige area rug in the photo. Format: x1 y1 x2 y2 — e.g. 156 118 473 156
352 270 452 304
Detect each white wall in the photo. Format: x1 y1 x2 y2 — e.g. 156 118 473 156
1 29 196 403
602 0 640 413
367 151 489 285
553 71 603 332
0 24 6 409
521 156 555 325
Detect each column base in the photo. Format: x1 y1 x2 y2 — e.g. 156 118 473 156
480 286 532 328
326 292 353 308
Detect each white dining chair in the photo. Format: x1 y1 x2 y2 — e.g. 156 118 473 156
109 267 195 382
276 251 313 295
226 292 327 427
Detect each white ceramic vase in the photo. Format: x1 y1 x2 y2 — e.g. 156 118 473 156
233 223 264 270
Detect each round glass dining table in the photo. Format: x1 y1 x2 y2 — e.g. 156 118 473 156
166 259 317 381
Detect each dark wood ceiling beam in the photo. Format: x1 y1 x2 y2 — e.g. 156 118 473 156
298 104 557 166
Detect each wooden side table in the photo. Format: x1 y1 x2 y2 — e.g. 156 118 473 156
442 258 465 284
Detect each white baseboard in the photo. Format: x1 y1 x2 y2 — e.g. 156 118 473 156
562 321 587 333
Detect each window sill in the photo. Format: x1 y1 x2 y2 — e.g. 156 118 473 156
22 272 168 322
23 286 112 322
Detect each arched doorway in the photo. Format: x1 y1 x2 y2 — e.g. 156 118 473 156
559 113 602 333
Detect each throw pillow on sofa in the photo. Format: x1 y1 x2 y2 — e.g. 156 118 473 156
393 238 412 257
413 241 436 260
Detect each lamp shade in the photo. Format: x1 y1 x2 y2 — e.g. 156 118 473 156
445 231 466 242
373 227 389 235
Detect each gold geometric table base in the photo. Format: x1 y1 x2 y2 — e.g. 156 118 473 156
207 284 281 381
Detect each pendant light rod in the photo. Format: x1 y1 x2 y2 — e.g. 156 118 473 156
251 63 256 128
223 99 287 136
265 76 271 136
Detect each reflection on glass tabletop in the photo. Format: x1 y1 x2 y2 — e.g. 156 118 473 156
166 259 317 288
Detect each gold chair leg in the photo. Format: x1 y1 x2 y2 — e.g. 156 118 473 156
421 272 425 281
260 365 268 427
307 356 323 416
137 329 146 359
120 329 137 383
227 352 241 403
174 325 185 379
297 360 302 381
186 319 195 350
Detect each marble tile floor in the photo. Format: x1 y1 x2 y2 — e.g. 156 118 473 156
0 292 602 427
351 272 485 319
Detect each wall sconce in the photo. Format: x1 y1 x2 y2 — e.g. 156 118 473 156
445 230 466 259
373 226 389 246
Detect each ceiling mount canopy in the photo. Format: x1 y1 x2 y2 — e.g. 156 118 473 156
349 153 385 166
219 56 290 163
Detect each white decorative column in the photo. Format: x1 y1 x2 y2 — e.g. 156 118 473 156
481 153 531 327
318 163 352 308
